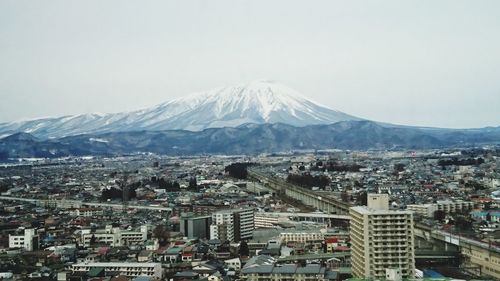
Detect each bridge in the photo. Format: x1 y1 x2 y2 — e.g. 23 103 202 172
414 222 500 279
269 212 350 220
248 169 351 215
0 196 172 212
414 222 500 253
275 250 457 263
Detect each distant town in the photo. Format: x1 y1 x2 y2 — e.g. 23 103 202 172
0 146 499 281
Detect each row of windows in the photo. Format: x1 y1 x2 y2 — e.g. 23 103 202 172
74 266 155 271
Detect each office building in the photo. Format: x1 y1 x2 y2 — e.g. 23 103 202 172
180 213 211 239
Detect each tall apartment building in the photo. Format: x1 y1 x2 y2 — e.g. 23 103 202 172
210 208 254 242
350 194 415 279
180 213 211 239
9 228 39 251
234 208 255 241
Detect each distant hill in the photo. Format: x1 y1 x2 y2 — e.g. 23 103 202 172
1 121 499 159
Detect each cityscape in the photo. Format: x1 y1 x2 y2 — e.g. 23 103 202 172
1 1 500 281
1 148 499 280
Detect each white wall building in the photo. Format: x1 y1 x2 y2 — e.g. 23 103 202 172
210 208 254 242
9 228 39 251
407 200 474 218
254 212 279 228
71 262 162 278
81 225 148 247
68 208 103 217
279 231 324 243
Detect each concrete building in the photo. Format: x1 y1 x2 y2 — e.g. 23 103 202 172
68 208 104 217
210 208 254 242
235 208 255 241
241 264 327 281
71 262 162 278
436 200 475 213
254 212 279 228
180 213 211 239
350 194 415 279
8 228 39 251
406 204 437 218
210 210 235 242
80 225 148 247
279 230 324 244
407 200 475 218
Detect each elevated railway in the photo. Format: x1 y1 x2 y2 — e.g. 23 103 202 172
248 169 351 215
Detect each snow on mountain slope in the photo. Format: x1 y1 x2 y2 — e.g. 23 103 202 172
0 80 362 138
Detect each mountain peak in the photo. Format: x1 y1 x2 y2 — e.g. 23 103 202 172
0 81 361 138
230 79 302 98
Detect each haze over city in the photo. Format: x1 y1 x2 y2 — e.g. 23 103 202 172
1 0 500 128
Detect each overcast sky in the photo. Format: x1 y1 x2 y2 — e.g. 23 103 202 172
1 0 499 128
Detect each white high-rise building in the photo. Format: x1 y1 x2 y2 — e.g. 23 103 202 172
350 194 415 279
210 208 254 242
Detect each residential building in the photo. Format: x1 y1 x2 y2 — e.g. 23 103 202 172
254 212 279 228
210 208 254 242
279 230 324 244
407 200 475 218
8 228 39 251
350 194 415 279
406 204 437 218
71 262 162 278
436 200 475 213
241 264 327 281
68 208 104 217
81 225 148 247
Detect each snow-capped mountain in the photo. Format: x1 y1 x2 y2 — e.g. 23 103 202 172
0 80 361 139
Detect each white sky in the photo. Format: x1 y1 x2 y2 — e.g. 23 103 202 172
0 0 499 128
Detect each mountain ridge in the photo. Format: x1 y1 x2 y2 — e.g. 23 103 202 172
1 121 499 160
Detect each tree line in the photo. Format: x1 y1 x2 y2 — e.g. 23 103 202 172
225 163 255 179
310 160 364 172
438 157 484 167
287 173 331 188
